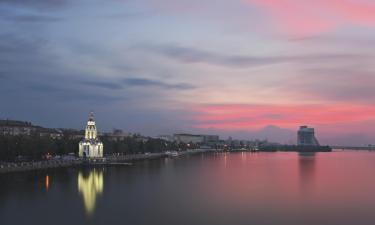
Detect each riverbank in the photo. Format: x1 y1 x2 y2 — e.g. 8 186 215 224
259 145 332 152
0 149 219 174
0 159 81 173
1 147 334 174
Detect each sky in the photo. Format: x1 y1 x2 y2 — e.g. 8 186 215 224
1 0 375 145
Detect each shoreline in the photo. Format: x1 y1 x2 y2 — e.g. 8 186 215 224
0 147 336 174
0 149 219 174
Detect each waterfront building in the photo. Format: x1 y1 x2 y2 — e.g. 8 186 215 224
79 112 104 158
297 126 320 146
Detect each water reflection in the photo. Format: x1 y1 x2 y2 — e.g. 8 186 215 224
78 169 104 216
298 152 316 195
5 152 375 225
45 175 50 192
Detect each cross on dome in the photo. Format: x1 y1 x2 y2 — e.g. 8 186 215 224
89 111 94 121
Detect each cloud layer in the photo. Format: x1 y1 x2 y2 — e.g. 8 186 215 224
193 103 375 129
248 0 375 36
1 0 375 145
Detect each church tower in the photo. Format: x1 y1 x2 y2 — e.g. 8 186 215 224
85 112 98 140
79 112 104 158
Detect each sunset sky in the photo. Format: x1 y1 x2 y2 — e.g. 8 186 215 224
1 0 375 145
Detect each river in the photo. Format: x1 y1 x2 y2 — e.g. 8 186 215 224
1 151 375 225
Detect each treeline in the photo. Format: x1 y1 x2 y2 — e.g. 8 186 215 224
0 135 79 161
0 134 194 161
101 136 190 155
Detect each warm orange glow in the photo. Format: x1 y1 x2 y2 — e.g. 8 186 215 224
45 175 49 191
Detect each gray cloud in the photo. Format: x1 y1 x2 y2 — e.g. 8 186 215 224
0 72 7 79
0 32 126 103
79 77 196 91
80 80 124 90
0 0 67 24
289 35 375 46
122 78 196 90
277 67 375 104
102 11 152 20
0 0 68 10
0 14 62 22
0 33 195 116
0 33 44 53
0 75 126 103
144 44 367 68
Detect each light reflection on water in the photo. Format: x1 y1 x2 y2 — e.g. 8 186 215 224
45 175 50 192
2 151 375 225
298 152 316 195
77 169 104 216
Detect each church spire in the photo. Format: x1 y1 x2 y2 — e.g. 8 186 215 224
89 111 94 121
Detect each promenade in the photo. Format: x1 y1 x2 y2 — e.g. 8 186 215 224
0 159 81 173
0 149 218 174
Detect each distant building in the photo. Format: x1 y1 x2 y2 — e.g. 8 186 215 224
297 126 320 146
157 135 174 142
203 135 220 143
174 133 204 144
0 119 63 138
38 128 63 139
173 133 219 144
0 120 37 136
136 136 150 143
60 129 85 140
79 112 104 158
104 129 130 141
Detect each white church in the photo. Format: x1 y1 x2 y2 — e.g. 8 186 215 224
79 112 104 158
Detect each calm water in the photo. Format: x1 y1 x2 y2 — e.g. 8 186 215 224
2 151 375 225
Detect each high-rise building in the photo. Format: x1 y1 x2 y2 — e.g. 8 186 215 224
297 126 320 146
79 112 104 158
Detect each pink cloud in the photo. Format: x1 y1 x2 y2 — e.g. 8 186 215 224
246 0 375 36
192 103 375 131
